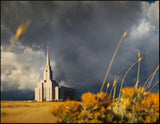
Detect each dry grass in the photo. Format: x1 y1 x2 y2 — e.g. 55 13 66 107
1 101 61 123
1 20 30 71
100 31 127 92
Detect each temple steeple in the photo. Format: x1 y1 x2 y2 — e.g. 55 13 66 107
46 45 50 66
44 45 52 81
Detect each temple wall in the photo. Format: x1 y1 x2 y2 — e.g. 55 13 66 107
55 86 59 100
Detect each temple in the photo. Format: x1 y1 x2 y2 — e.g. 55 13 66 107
35 46 77 101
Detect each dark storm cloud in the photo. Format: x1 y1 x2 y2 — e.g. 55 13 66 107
1 90 34 101
1 1 142 45
1 1 159 96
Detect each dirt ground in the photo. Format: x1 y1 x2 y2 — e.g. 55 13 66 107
1 101 61 123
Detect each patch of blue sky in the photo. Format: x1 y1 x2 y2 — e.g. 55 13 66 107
154 29 157 35
136 0 156 4
145 16 150 22
146 0 156 4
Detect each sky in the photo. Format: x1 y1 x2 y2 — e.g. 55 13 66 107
1 1 159 100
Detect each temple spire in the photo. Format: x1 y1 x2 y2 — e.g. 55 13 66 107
46 45 50 66
43 45 52 81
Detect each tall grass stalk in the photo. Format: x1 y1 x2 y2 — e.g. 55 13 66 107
145 65 159 91
110 76 118 96
134 61 140 88
113 81 118 100
143 73 153 88
100 31 127 93
106 82 110 94
109 77 115 95
135 52 142 88
113 74 119 99
149 81 159 92
109 83 114 96
118 59 139 103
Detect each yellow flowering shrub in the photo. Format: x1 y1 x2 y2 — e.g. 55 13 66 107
81 92 112 110
81 92 97 109
113 87 159 123
141 93 159 109
50 102 64 116
50 100 83 123
64 100 82 112
96 92 112 108
141 93 159 123
50 87 159 123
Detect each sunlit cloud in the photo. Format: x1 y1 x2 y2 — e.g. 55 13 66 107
1 43 56 91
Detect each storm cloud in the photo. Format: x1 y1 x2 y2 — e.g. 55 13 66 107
1 1 159 99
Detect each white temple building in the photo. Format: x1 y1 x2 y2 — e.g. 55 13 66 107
35 46 77 101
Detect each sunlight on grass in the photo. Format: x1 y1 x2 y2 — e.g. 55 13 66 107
1 101 58 123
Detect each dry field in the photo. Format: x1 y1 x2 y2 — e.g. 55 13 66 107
1 101 61 123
